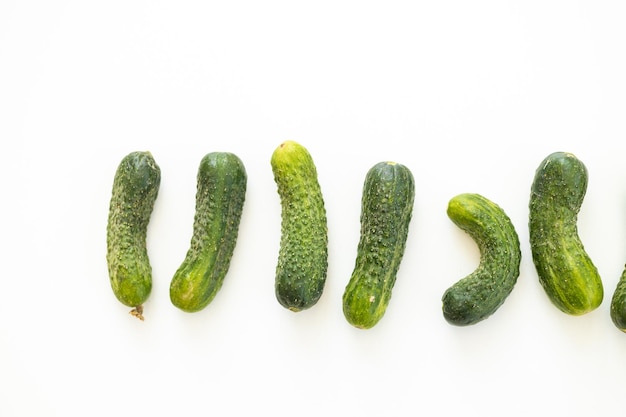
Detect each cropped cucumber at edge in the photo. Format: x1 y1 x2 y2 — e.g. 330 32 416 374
170 152 247 313
611 204 626 332
342 161 415 329
610 269 626 332
271 140 328 312
529 151 603 315
106 151 161 321
442 193 521 326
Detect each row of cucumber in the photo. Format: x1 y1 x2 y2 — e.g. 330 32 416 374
105 142 626 332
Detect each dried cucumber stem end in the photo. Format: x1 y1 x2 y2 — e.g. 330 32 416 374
129 305 144 321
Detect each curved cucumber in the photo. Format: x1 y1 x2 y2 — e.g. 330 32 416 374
342 161 415 329
170 152 247 313
106 151 161 320
442 193 521 326
271 141 328 312
529 151 603 315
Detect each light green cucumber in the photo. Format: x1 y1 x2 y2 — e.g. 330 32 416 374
170 152 247 313
271 140 328 312
106 151 161 320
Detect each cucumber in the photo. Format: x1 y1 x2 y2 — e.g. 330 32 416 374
106 151 161 320
342 161 415 329
442 193 521 326
271 140 328 312
610 269 626 332
529 151 603 315
169 152 247 313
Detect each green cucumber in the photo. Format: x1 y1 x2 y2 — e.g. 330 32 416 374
610 268 626 332
442 193 521 326
611 206 626 332
271 140 328 312
529 151 603 315
106 151 161 320
342 161 415 329
169 152 247 313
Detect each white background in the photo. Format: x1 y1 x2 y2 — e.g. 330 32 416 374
1 1 626 416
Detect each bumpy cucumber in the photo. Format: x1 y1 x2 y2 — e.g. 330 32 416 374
170 152 247 313
271 140 328 312
106 151 161 320
529 151 603 315
342 161 415 329
610 269 626 332
442 193 521 326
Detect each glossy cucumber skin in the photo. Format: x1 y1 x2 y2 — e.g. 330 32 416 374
106 151 161 320
271 141 328 312
170 152 247 313
442 193 521 326
529 151 603 315
342 161 415 329
610 268 626 332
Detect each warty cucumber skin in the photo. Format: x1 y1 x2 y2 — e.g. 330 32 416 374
342 161 415 329
610 268 626 332
170 152 247 313
271 140 328 312
529 151 603 315
106 151 161 320
611 200 626 332
442 193 521 326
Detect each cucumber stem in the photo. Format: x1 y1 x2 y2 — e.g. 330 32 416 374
129 305 144 321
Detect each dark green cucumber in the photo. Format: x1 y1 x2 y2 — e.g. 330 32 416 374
442 193 521 326
529 151 603 315
106 151 161 320
170 152 247 313
271 140 328 312
610 268 626 332
342 161 414 329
